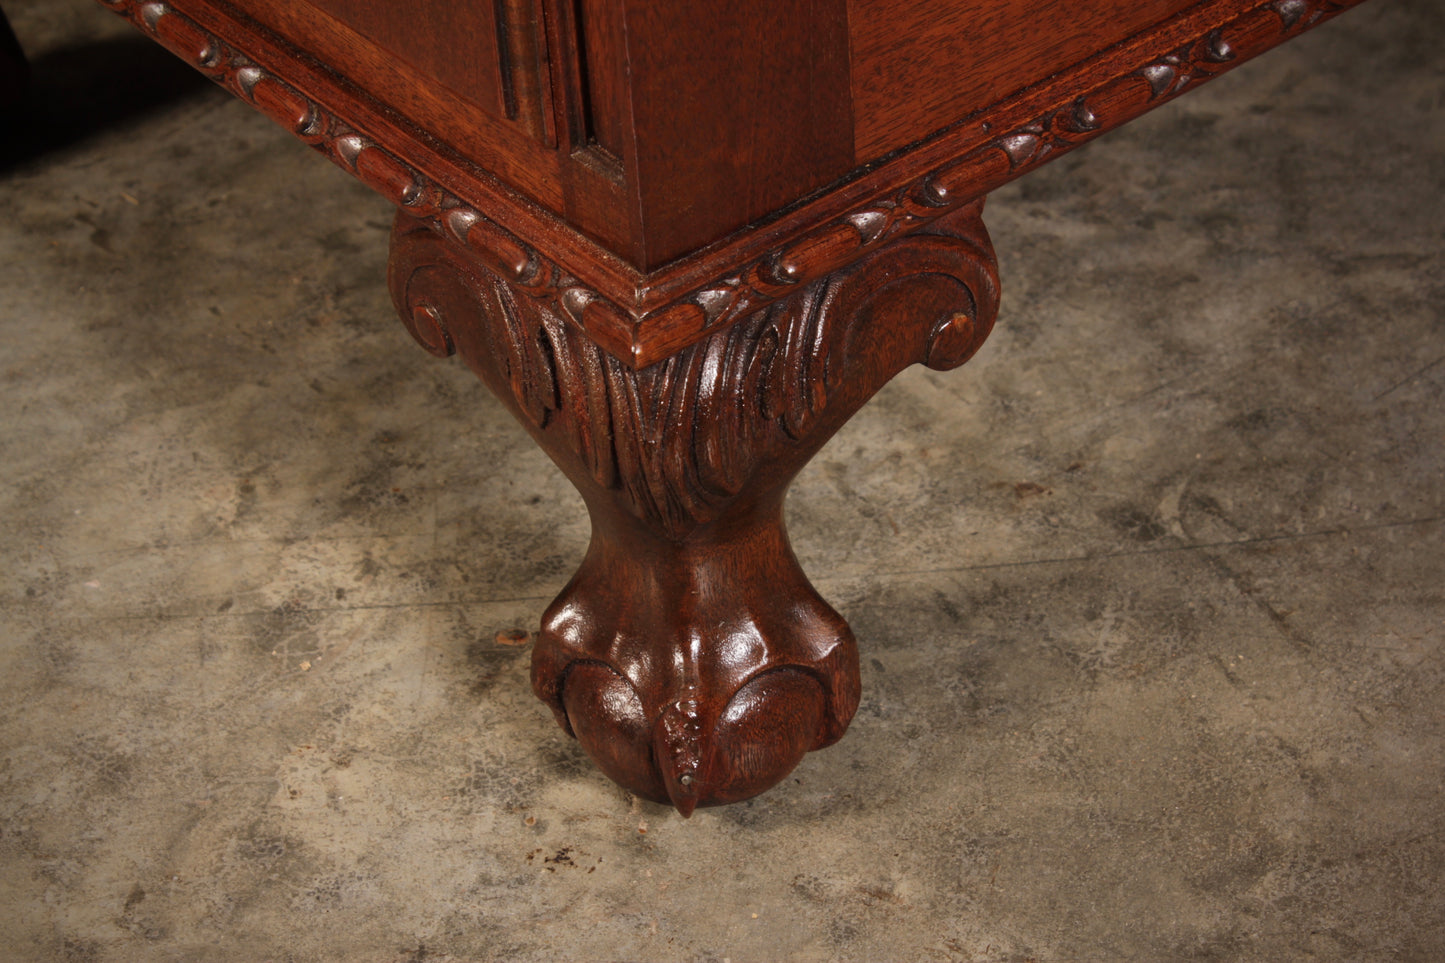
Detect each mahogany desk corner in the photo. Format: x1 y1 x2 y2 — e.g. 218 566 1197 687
94 0 1366 814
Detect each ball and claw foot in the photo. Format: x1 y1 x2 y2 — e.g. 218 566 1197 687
529 508 861 815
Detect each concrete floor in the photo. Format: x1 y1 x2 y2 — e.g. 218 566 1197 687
1 1 1442 960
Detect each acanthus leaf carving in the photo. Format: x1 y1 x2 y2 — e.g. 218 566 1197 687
389 201 999 540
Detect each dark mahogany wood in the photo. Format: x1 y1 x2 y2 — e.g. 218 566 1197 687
849 0 1198 157
98 0 1365 367
94 0 1369 810
587 0 855 268
389 200 999 812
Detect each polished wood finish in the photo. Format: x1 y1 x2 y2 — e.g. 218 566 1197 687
596 0 854 267
96 0 1368 811
389 200 999 812
220 0 578 216
99 0 1364 367
849 0 1197 158
302 0 508 117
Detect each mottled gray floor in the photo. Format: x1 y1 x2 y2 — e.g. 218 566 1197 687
1 1 1442 961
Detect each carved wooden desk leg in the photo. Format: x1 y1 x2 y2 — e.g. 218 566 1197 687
388 200 1000 814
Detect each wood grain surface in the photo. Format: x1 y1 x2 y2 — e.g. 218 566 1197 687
97 0 1366 366
850 0 1197 158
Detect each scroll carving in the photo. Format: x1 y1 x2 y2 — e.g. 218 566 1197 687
391 203 999 539
389 202 1000 812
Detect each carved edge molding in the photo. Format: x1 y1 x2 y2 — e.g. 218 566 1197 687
95 0 632 343
98 0 1361 369
666 0 1361 354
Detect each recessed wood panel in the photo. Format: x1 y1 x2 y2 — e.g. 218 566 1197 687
574 0 630 161
849 0 1197 160
302 0 506 116
236 0 574 214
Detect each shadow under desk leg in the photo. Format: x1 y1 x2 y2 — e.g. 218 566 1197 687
387 199 1001 814
0 4 28 108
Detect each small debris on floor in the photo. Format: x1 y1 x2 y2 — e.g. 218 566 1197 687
495 628 530 646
